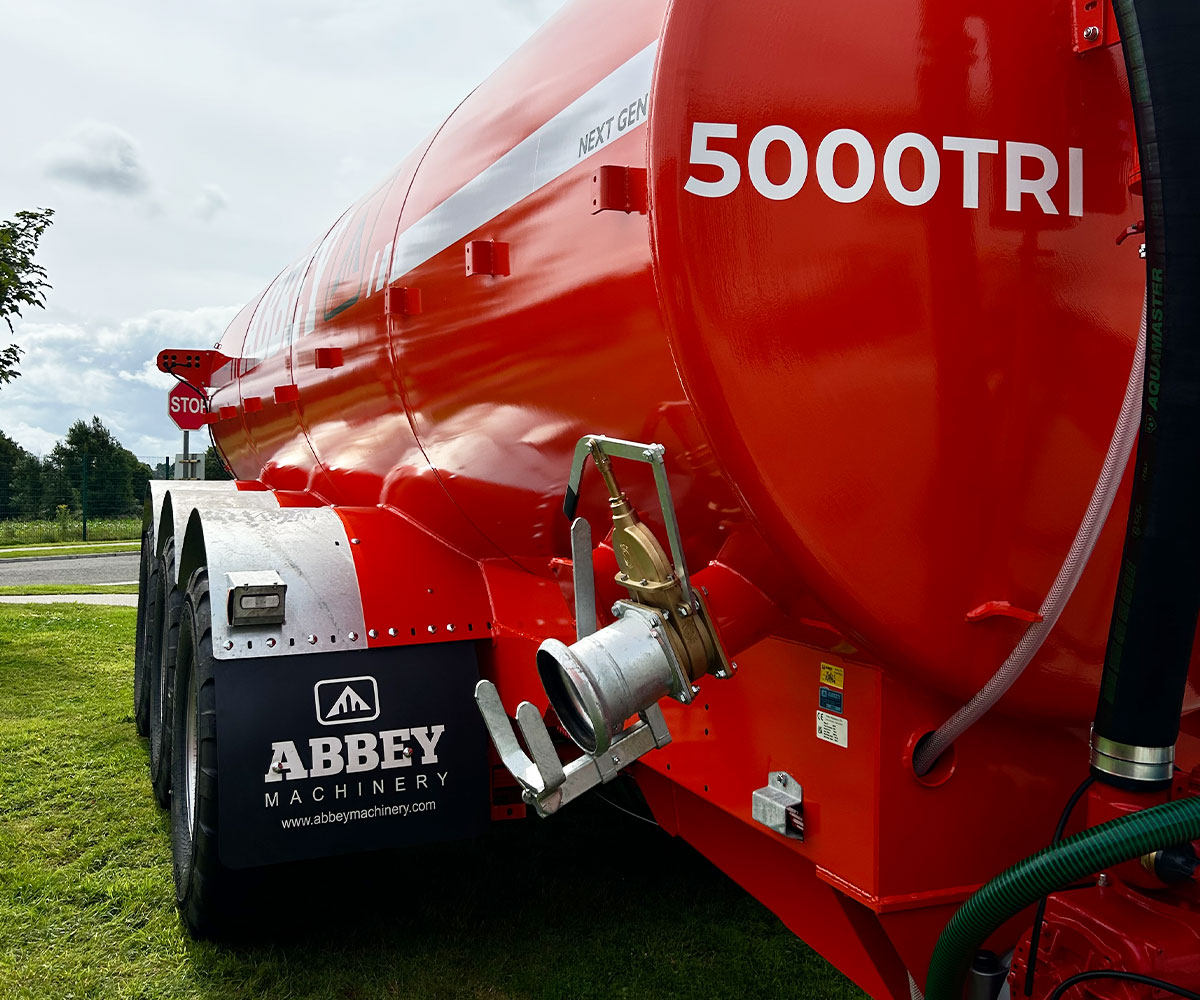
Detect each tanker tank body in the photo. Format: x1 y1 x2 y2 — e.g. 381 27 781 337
134 0 1200 996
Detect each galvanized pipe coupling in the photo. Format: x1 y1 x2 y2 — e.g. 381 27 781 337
536 437 730 755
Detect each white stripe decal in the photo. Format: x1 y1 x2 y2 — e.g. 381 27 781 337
389 41 658 283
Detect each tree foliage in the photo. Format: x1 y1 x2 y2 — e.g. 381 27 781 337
204 445 232 481
0 207 55 387
0 418 152 519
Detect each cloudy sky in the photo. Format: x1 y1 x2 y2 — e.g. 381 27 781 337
0 0 566 460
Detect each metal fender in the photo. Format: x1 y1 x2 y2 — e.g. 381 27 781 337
177 503 493 662
179 505 365 660
144 479 278 583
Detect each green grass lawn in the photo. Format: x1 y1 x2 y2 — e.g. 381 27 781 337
0 604 866 1000
0 517 142 547
0 583 140 595
0 541 140 560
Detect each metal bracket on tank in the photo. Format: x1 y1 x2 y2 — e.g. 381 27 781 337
473 681 672 817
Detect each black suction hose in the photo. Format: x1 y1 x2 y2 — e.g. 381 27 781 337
923 4 1200 995
1091 0 1200 789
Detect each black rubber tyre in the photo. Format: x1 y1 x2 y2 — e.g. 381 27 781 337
171 567 246 939
133 528 154 737
149 537 180 809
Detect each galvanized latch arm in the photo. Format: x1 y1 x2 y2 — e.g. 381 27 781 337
562 434 694 611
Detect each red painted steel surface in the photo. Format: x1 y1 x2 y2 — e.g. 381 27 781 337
646 0 1190 724
190 0 1200 996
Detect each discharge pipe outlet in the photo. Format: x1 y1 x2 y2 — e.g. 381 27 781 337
538 435 741 755
538 604 686 755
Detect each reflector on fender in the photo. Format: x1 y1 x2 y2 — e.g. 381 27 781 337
226 570 287 627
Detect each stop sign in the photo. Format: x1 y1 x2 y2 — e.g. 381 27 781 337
167 382 208 431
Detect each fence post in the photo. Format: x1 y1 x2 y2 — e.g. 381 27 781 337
81 456 88 542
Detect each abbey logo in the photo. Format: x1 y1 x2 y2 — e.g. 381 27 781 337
265 673 448 792
314 675 379 726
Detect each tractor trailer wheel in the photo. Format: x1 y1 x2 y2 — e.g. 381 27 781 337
148 537 180 809
133 528 154 737
170 566 248 939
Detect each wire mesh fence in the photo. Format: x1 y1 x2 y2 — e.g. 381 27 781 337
0 450 224 546
0 516 142 546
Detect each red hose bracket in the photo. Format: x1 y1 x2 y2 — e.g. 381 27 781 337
965 600 1044 623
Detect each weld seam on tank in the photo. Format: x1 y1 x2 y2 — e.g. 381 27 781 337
913 296 1147 777
1090 0 1200 788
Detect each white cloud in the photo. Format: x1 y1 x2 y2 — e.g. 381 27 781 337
194 183 229 222
3 421 61 457
2 304 239 459
40 120 152 197
0 0 573 466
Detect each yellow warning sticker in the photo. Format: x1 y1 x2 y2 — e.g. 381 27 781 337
819 662 844 690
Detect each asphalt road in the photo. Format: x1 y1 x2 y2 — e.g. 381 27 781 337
0 553 139 587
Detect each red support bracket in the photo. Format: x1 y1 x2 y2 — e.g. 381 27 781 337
592 165 648 215
386 286 422 317
1071 0 1120 54
965 601 1044 624
243 396 263 413
314 347 344 369
156 349 233 390
465 240 510 277
273 384 300 404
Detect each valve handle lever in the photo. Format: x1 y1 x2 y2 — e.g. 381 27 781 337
562 435 694 611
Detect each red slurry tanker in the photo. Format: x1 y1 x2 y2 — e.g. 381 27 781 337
136 0 1200 996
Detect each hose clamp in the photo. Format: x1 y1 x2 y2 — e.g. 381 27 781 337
1090 729 1174 784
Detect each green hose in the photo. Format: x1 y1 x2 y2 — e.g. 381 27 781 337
924 796 1200 999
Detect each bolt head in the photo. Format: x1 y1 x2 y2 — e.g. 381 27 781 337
1097 873 1110 886
307 634 318 644
368 629 377 639
266 637 277 648
402 746 414 758
223 640 234 650
1083 24 1100 41
388 627 397 637
348 631 358 641
427 624 437 633
611 755 620 765
350 537 361 545
611 603 623 617
446 624 456 632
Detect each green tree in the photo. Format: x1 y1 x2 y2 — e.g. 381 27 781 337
11 452 44 518
0 430 33 518
0 208 55 387
204 445 232 481
47 417 152 517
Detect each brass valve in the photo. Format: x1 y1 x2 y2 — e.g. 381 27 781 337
588 439 722 686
